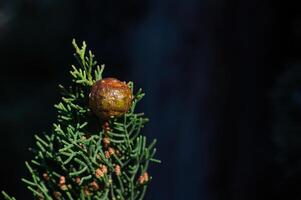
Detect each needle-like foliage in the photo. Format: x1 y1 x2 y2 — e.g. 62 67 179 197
2 40 160 200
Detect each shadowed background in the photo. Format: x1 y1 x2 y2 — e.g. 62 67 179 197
0 0 301 199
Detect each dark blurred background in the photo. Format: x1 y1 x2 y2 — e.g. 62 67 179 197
0 0 301 199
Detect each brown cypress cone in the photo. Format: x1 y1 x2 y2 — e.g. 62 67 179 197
89 78 132 120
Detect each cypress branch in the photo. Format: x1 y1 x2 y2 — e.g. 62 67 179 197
1 40 160 200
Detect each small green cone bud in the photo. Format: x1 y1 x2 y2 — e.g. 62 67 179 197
89 78 132 120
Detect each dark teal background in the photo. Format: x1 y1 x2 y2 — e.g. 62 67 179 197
0 0 301 199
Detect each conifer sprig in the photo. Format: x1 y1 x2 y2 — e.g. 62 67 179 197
1 40 159 200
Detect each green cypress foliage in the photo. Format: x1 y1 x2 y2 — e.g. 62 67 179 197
2 40 160 200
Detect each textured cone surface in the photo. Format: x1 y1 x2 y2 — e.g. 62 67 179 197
89 78 132 120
